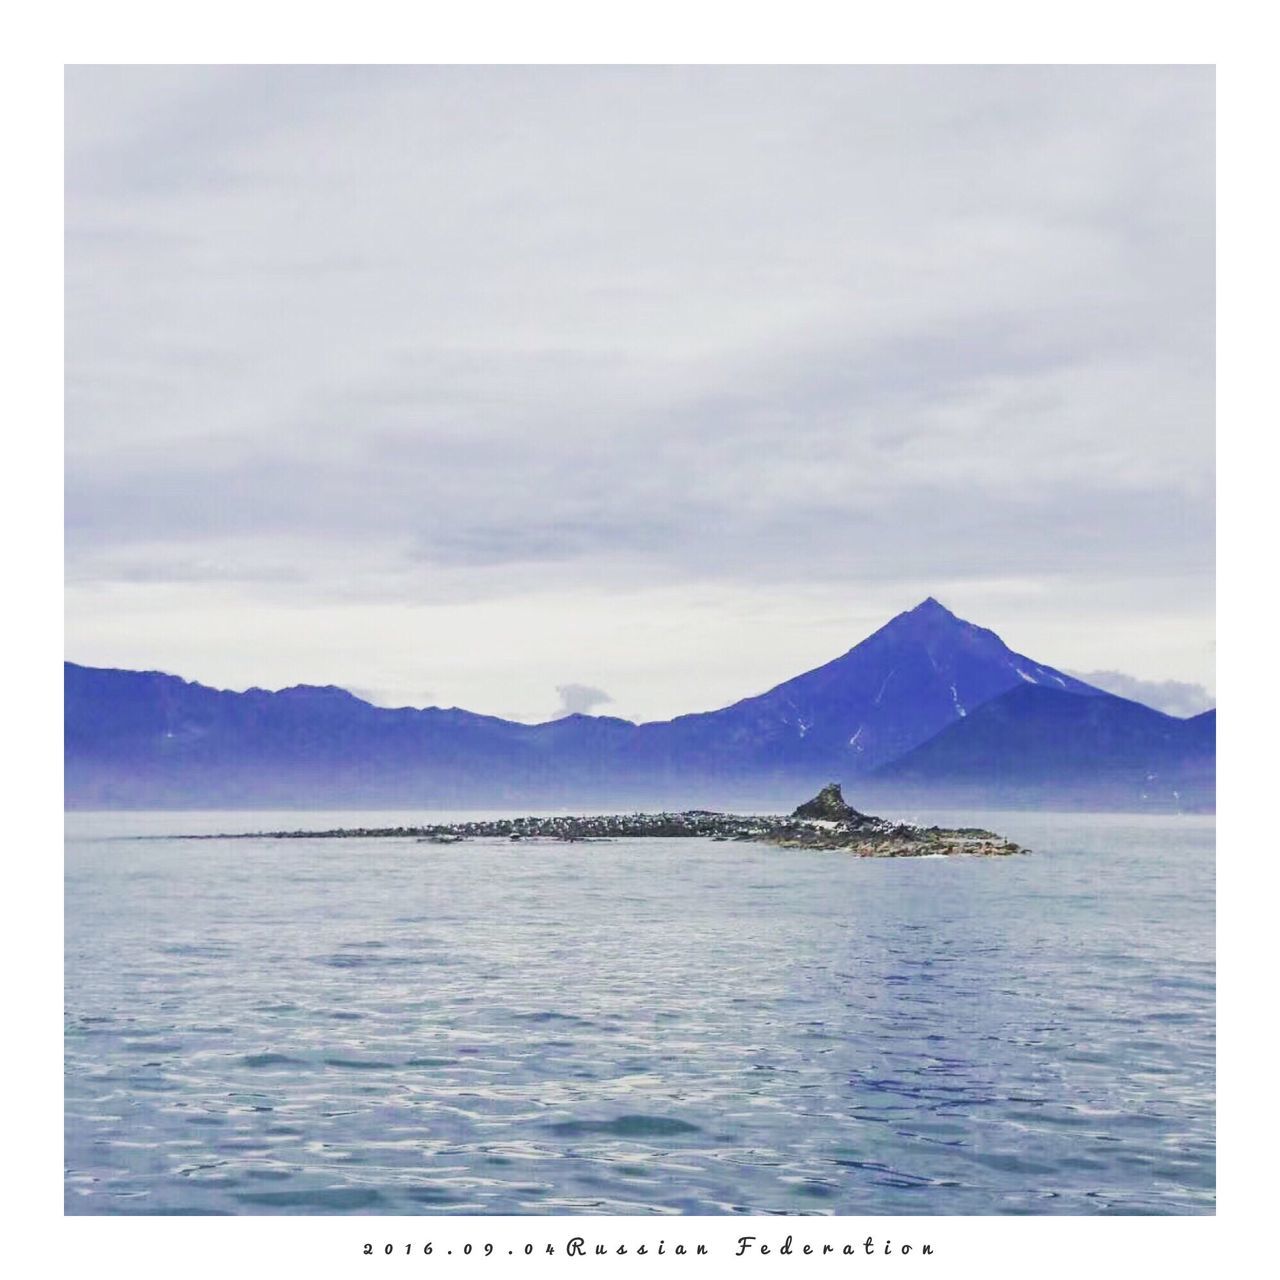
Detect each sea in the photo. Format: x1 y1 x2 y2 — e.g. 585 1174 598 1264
65 808 1215 1215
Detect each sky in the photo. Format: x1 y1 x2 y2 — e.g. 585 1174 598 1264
65 65 1214 724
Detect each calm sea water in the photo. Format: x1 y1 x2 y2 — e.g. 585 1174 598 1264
65 808 1214 1216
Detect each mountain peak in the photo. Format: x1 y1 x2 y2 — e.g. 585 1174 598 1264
874 597 967 639
908 596 956 618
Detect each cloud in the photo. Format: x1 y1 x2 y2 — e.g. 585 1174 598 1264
554 684 614 718
1069 671 1215 718
64 66 1215 716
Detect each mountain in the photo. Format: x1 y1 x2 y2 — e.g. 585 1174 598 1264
875 685 1216 811
623 597 1102 782
64 663 613 809
64 598 1213 810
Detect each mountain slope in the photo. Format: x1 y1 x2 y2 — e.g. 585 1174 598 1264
874 684 1216 810
628 597 1101 777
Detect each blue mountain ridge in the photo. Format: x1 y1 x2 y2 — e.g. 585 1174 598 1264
64 598 1213 811
876 684 1214 811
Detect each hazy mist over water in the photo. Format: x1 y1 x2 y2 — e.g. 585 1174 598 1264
65 809 1214 1215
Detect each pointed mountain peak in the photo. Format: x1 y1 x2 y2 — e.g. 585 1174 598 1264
909 596 956 618
877 597 968 636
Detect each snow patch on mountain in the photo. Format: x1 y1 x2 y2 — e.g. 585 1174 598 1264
873 668 896 705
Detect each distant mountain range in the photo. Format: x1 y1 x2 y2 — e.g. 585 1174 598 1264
64 598 1215 812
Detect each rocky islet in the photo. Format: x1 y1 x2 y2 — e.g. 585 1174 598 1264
194 783 1025 858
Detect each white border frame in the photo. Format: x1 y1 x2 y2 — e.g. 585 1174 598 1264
9 4 1267 1275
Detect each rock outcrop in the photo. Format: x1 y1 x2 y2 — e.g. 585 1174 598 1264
792 781 862 822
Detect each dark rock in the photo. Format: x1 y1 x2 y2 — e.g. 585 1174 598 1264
792 782 862 822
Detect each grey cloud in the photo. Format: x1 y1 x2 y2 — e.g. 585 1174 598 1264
555 684 614 717
64 66 1215 707
1070 671 1215 718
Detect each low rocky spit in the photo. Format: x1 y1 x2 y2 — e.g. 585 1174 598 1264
186 783 1026 858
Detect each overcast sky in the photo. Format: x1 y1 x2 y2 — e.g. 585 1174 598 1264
65 66 1214 722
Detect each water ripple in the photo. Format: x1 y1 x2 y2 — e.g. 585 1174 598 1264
65 810 1215 1215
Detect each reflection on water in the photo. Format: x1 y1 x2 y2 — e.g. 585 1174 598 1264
65 809 1214 1215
